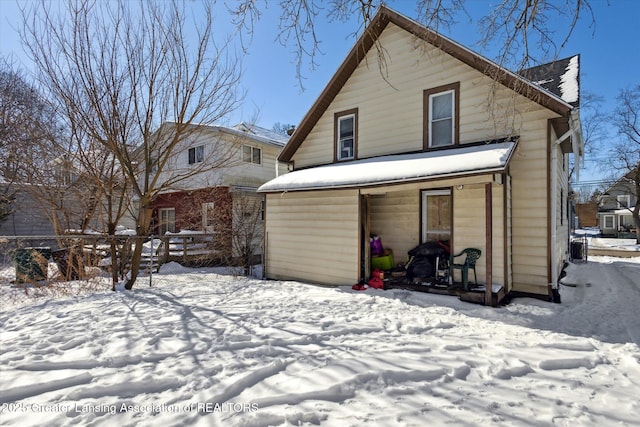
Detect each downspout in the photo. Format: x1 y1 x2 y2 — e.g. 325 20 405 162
550 111 581 293
550 135 561 293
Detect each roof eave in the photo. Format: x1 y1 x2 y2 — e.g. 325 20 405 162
259 166 508 193
278 5 573 163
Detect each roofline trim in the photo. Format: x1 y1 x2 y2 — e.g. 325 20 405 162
279 5 572 162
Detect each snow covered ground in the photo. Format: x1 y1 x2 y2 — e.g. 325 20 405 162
588 237 640 252
1 256 640 427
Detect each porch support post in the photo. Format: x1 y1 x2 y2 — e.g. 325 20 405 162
485 183 493 306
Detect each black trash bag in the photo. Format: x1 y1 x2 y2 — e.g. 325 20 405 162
408 241 448 257
407 257 435 280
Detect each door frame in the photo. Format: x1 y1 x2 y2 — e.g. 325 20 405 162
420 188 452 244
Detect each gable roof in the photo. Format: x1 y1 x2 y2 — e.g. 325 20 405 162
279 5 574 163
519 55 580 108
604 167 640 193
156 121 288 148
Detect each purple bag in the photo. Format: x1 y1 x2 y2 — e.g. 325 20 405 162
370 236 383 257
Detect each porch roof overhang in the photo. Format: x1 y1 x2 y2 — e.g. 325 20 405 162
259 141 516 193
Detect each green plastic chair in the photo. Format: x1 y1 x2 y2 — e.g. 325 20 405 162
450 248 481 290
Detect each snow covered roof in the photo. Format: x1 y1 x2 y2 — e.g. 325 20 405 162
259 141 516 193
519 55 580 108
232 122 289 146
156 121 288 148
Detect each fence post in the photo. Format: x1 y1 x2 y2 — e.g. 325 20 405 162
183 237 187 264
149 236 154 287
163 235 169 263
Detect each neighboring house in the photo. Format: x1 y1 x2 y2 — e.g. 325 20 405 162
258 6 583 303
0 181 55 237
597 170 638 237
148 122 288 261
0 157 98 238
575 202 599 228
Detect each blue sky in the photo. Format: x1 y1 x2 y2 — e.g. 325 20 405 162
1 0 639 183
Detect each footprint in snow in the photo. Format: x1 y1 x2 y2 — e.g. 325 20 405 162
538 357 603 371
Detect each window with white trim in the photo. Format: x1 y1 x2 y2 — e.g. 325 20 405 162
335 109 357 161
424 82 459 150
603 215 615 229
188 145 204 164
617 194 631 209
243 145 262 165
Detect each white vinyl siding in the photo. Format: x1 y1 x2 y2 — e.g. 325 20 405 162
293 23 546 169
510 121 555 293
370 190 420 265
283 22 564 295
265 190 359 285
451 183 505 288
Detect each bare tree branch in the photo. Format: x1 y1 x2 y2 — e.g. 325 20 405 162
230 0 595 87
20 0 244 288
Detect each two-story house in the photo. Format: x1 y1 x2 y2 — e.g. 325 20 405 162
148 122 288 261
258 6 583 304
598 169 639 237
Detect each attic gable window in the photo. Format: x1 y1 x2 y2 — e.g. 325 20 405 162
188 145 204 164
335 108 358 161
424 82 460 149
617 195 631 209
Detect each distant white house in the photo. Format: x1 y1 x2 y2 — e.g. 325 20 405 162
145 122 288 262
598 170 638 237
0 181 55 237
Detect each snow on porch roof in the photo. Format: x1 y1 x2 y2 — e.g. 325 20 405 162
259 141 516 193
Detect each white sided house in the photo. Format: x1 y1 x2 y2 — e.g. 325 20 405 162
258 6 583 304
147 122 288 263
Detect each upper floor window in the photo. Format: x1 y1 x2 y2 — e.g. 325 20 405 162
243 145 261 165
335 109 358 161
617 194 631 209
424 82 459 149
56 170 78 186
188 145 204 164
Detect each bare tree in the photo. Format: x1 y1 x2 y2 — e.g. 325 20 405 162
229 0 595 88
0 57 90 235
272 122 296 136
610 85 640 243
21 0 243 289
230 192 264 275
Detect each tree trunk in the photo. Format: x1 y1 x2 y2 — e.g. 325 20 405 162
125 197 153 290
102 224 119 291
